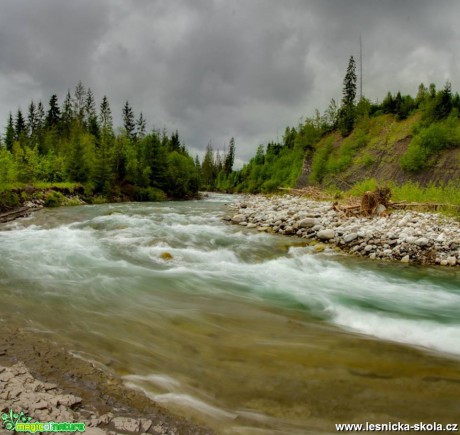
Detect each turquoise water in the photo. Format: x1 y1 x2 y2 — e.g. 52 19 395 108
0 194 459 433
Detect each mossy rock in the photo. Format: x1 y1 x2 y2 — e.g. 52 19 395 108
160 252 173 261
314 244 326 253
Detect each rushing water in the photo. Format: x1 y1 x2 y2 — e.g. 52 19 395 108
0 194 459 433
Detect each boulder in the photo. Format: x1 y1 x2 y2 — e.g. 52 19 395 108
317 229 335 240
231 214 245 224
298 218 316 228
343 233 358 243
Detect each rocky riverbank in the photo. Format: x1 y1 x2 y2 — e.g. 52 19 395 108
0 322 213 435
226 194 460 266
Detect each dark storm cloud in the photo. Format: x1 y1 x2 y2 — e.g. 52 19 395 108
1 0 460 163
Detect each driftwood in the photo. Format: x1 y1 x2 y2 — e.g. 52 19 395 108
0 206 31 223
280 186 460 217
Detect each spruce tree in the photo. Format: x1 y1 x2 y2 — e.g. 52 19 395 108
224 137 235 175
27 101 37 137
136 113 146 140
46 94 61 129
15 109 26 141
61 90 73 138
99 96 113 133
85 88 99 137
339 56 357 136
122 101 135 140
5 113 15 151
170 130 180 152
73 81 86 124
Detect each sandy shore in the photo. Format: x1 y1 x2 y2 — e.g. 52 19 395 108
0 318 214 435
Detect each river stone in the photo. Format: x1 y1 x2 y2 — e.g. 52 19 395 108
447 256 457 266
231 214 245 224
415 237 429 247
317 229 335 240
298 218 316 228
343 233 358 243
112 417 140 432
401 255 410 263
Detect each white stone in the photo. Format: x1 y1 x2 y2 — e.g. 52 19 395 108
231 214 245 224
317 229 335 240
401 255 410 263
343 233 358 243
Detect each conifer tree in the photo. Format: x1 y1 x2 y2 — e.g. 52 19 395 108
5 113 15 151
27 101 37 137
73 81 86 124
85 88 99 136
122 101 135 140
136 113 146 140
99 96 113 133
61 91 73 137
15 109 26 141
46 95 61 128
170 130 180 152
201 142 215 188
224 137 235 175
339 56 357 136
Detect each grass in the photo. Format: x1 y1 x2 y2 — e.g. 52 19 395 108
0 181 83 193
345 178 460 217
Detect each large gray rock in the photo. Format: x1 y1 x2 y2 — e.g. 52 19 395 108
111 417 140 432
231 214 246 224
343 233 358 243
317 229 335 240
298 218 316 228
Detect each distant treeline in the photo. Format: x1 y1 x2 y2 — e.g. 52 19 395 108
226 56 460 193
0 81 236 200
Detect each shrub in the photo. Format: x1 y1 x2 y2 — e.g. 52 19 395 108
133 187 167 202
44 191 65 207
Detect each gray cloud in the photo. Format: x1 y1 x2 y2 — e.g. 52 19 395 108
1 0 460 163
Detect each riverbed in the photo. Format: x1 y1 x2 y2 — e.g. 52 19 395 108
0 193 459 434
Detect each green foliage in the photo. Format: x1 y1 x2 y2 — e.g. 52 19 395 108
309 136 334 183
0 190 19 210
401 114 460 171
44 190 65 207
166 152 200 198
132 186 167 202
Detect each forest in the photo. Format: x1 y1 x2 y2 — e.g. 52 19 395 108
0 81 236 206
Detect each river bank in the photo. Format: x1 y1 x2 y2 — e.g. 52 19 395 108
227 194 460 266
0 319 214 435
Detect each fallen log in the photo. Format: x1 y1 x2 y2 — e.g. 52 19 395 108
0 206 32 223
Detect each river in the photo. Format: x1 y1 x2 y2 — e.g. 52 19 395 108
0 193 459 434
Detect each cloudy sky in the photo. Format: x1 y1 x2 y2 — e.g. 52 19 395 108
0 0 459 165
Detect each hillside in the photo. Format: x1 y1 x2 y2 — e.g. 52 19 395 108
299 113 460 190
